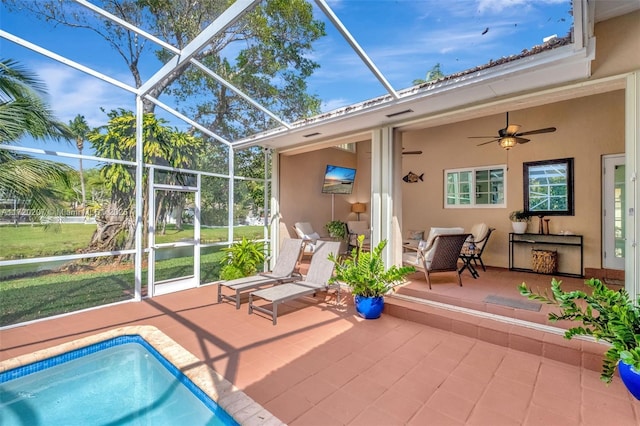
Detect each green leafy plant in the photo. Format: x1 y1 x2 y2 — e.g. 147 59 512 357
219 237 265 280
509 210 530 222
328 235 415 298
325 220 347 239
519 278 640 383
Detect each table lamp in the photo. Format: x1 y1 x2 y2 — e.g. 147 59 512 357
351 202 366 221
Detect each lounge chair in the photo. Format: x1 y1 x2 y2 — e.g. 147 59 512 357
217 238 303 309
402 231 470 289
248 240 341 325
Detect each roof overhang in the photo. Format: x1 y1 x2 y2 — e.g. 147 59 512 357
236 40 595 152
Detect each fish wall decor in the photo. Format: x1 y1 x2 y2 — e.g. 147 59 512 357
402 171 424 183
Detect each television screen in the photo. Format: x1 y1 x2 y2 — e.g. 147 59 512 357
321 165 356 194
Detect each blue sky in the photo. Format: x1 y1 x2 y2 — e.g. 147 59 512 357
0 0 572 161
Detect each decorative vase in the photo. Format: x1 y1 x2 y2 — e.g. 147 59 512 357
619 361 640 400
512 221 528 234
354 295 384 319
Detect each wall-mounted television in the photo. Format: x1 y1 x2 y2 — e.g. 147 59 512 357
321 164 356 194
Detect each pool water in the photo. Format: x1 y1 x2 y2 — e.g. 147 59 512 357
0 336 238 426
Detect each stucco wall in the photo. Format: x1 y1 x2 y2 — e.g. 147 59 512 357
591 10 640 78
279 147 358 239
401 91 625 269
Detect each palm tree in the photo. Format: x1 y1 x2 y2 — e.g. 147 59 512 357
0 58 71 214
68 114 90 212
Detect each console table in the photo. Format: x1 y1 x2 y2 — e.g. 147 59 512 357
509 233 583 278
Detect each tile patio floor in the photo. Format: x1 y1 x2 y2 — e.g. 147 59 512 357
1 268 639 425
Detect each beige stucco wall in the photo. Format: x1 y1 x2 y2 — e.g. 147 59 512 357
401 90 625 269
279 147 359 239
591 10 640 78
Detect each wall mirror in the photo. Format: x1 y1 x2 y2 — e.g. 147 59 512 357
523 157 574 216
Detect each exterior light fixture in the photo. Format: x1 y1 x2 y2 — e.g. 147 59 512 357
500 136 517 150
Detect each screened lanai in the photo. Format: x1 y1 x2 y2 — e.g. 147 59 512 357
1 0 639 329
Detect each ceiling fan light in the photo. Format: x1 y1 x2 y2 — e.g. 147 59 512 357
500 136 517 150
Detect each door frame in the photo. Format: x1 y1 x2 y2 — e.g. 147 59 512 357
148 167 201 297
602 154 625 271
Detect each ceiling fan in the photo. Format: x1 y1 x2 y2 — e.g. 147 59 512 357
470 112 556 150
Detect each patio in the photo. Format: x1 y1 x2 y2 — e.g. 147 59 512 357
2 268 639 425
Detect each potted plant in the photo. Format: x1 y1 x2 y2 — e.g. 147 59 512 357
328 235 415 319
325 220 347 240
519 278 640 398
509 210 530 234
219 237 265 280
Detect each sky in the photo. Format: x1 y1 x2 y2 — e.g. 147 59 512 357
0 0 572 164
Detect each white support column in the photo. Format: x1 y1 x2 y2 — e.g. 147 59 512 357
370 127 402 267
228 148 235 244
626 72 640 298
134 97 144 300
194 173 202 286
270 149 280 270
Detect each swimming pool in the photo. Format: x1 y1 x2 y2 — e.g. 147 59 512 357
0 335 237 425
0 326 281 425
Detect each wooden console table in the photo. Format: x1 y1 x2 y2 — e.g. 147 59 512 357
509 233 583 278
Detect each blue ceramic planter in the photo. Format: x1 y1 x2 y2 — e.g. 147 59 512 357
354 295 384 319
619 361 640 400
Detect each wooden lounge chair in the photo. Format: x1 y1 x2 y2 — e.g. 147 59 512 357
248 240 340 325
403 233 471 289
217 238 303 309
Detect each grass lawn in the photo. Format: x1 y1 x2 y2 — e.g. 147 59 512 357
0 250 226 326
0 224 266 326
0 224 265 259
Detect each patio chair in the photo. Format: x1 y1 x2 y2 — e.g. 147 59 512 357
217 238 303 309
248 240 341 325
293 221 321 258
461 223 494 272
402 233 471 289
346 221 370 251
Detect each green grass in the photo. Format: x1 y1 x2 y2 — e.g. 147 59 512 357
0 224 265 259
0 250 226 326
0 224 266 326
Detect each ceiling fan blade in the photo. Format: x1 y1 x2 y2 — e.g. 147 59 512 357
468 136 499 139
516 127 556 136
505 124 521 135
403 150 422 155
515 137 531 144
477 139 499 146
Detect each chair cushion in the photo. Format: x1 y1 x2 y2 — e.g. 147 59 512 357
424 227 464 264
347 221 370 246
407 230 424 240
469 223 490 249
294 222 315 239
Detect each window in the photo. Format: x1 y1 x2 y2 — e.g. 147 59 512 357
523 158 574 216
445 165 506 208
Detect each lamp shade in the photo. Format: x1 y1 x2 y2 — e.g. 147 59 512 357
351 202 366 213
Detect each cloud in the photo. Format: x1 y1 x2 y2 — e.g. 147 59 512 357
33 61 135 127
477 0 567 14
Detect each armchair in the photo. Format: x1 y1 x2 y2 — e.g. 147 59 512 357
461 223 494 272
346 221 370 250
402 227 468 289
293 222 321 258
